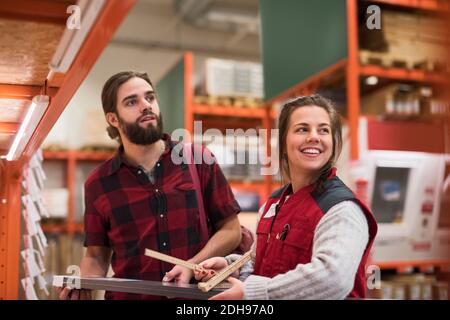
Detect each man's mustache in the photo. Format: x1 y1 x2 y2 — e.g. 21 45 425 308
137 110 158 122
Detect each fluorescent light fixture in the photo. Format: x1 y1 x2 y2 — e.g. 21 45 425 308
49 0 105 72
365 76 378 86
6 95 50 161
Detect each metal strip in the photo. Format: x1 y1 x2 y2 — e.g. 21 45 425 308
53 276 225 300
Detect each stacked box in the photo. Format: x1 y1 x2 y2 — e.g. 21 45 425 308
204 58 264 99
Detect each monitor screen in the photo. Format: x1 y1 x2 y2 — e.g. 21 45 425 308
371 167 411 223
438 163 450 229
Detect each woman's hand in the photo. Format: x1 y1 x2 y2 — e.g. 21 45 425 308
209 277 244 300
194 257 227 282
55 286 92 300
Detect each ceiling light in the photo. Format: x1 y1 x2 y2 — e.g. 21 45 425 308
6 95 50 161
49 0 105 72
365 76 378 86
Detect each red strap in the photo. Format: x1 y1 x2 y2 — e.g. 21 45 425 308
184 143 209 243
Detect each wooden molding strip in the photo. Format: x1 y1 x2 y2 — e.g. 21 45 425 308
198 251 252 292
145 249 206 272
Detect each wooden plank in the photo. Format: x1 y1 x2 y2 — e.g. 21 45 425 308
198 251 252 292
144 249 205 272
52 276 225 299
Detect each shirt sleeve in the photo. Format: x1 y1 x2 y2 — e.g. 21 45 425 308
83 179 110 247
198 145 241 228
242 201 369 300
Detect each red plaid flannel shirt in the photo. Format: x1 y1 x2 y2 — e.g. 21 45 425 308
83 134 240 299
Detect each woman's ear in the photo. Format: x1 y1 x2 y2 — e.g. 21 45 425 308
106 112 119 128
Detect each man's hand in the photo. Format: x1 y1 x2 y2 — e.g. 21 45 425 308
209 277 244 300
162 265 194 284
56 286 92 300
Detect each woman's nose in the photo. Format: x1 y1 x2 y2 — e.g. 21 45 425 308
306 130 320 143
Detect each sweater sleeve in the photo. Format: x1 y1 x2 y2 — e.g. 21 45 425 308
224 202 266 280
242 201 369 300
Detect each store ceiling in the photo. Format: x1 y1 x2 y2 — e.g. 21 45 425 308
112 0 260 60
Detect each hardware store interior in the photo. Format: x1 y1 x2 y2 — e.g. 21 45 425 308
0 0 449 300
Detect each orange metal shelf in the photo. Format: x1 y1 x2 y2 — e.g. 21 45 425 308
373 259 450 272
41 222 83 234
75 151 114 161
230 180 282 192
44 150 114 161
193 104 267 119
360 64 450 83
369 0 450 11
43 150 69 160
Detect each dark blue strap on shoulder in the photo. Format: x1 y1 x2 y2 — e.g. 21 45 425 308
311 177 357 214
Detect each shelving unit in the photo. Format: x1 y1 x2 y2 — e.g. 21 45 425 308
41 150 114 234
266 0 450 161
179 52 280 205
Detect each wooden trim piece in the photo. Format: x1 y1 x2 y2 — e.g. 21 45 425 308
22 0 137 161
144 249 204 272
198 251 252 292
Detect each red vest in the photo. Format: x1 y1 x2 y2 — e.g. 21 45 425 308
253 168 377 298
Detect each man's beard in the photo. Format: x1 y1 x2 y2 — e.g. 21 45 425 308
118 112 164 145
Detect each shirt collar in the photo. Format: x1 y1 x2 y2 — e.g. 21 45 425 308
107 133 174 176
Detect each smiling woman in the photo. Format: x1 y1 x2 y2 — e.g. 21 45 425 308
194 94 378 300
278 95 343 193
